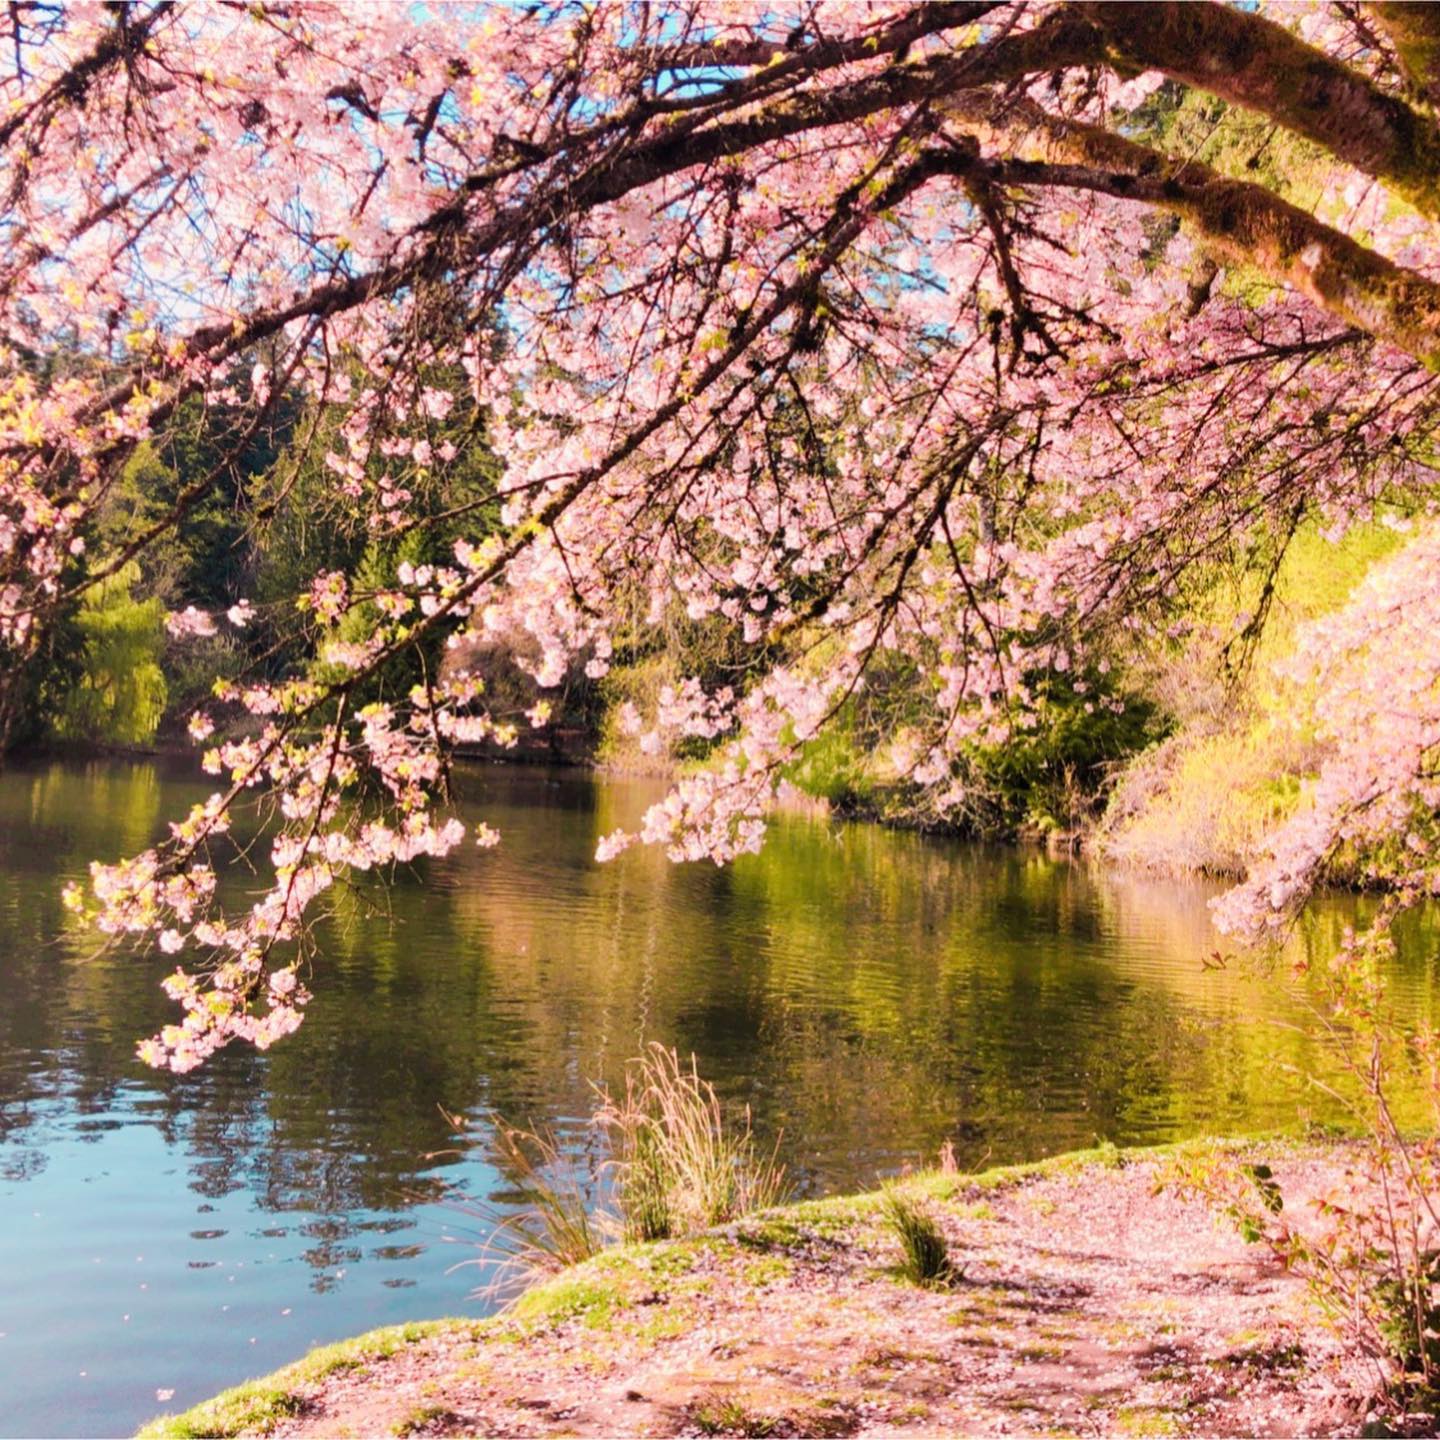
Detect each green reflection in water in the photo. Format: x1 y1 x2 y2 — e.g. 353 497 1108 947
1 757 1439 1435
6 755 1440 1191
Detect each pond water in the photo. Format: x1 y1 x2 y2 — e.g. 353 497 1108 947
2 757 1439 1436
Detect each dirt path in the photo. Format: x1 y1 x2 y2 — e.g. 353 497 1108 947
143 1145 1372 1438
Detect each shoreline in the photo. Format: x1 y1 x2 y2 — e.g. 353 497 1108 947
0 739 1106 862
139 1136 1372 1440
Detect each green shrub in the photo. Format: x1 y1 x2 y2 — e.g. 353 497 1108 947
782 723 877 812
55 562 167 745
964 668 1163 836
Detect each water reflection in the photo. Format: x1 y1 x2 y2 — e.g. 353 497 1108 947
1 757 1438 1435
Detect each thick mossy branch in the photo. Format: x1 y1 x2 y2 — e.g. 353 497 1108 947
1077 1 1440 223
1369 3 1440 111
941 93 1440 369
1010 160 1440 369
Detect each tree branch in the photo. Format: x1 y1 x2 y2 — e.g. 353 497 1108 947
656 2 996 75
992 151 1440 368
1077 2 1440 222
944 91 1440 367
1367 2 1440 110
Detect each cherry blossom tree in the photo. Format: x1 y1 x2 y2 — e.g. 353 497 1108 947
5 0 1440 1067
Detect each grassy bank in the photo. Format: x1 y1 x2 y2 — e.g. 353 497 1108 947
139 1137 1370 1440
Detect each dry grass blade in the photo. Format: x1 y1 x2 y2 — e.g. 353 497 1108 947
437 1115 609 1301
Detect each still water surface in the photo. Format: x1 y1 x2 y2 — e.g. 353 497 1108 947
3 758 1439 1436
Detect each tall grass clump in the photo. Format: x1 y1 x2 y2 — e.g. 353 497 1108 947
437 1115 607 1297
490 1120 609 1271
881 1185 959 1288
597 1044 789 1241
449 1047 788 1294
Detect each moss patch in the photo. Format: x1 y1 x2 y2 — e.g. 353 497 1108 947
508 1274 618 1328
138 1322 468 1438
